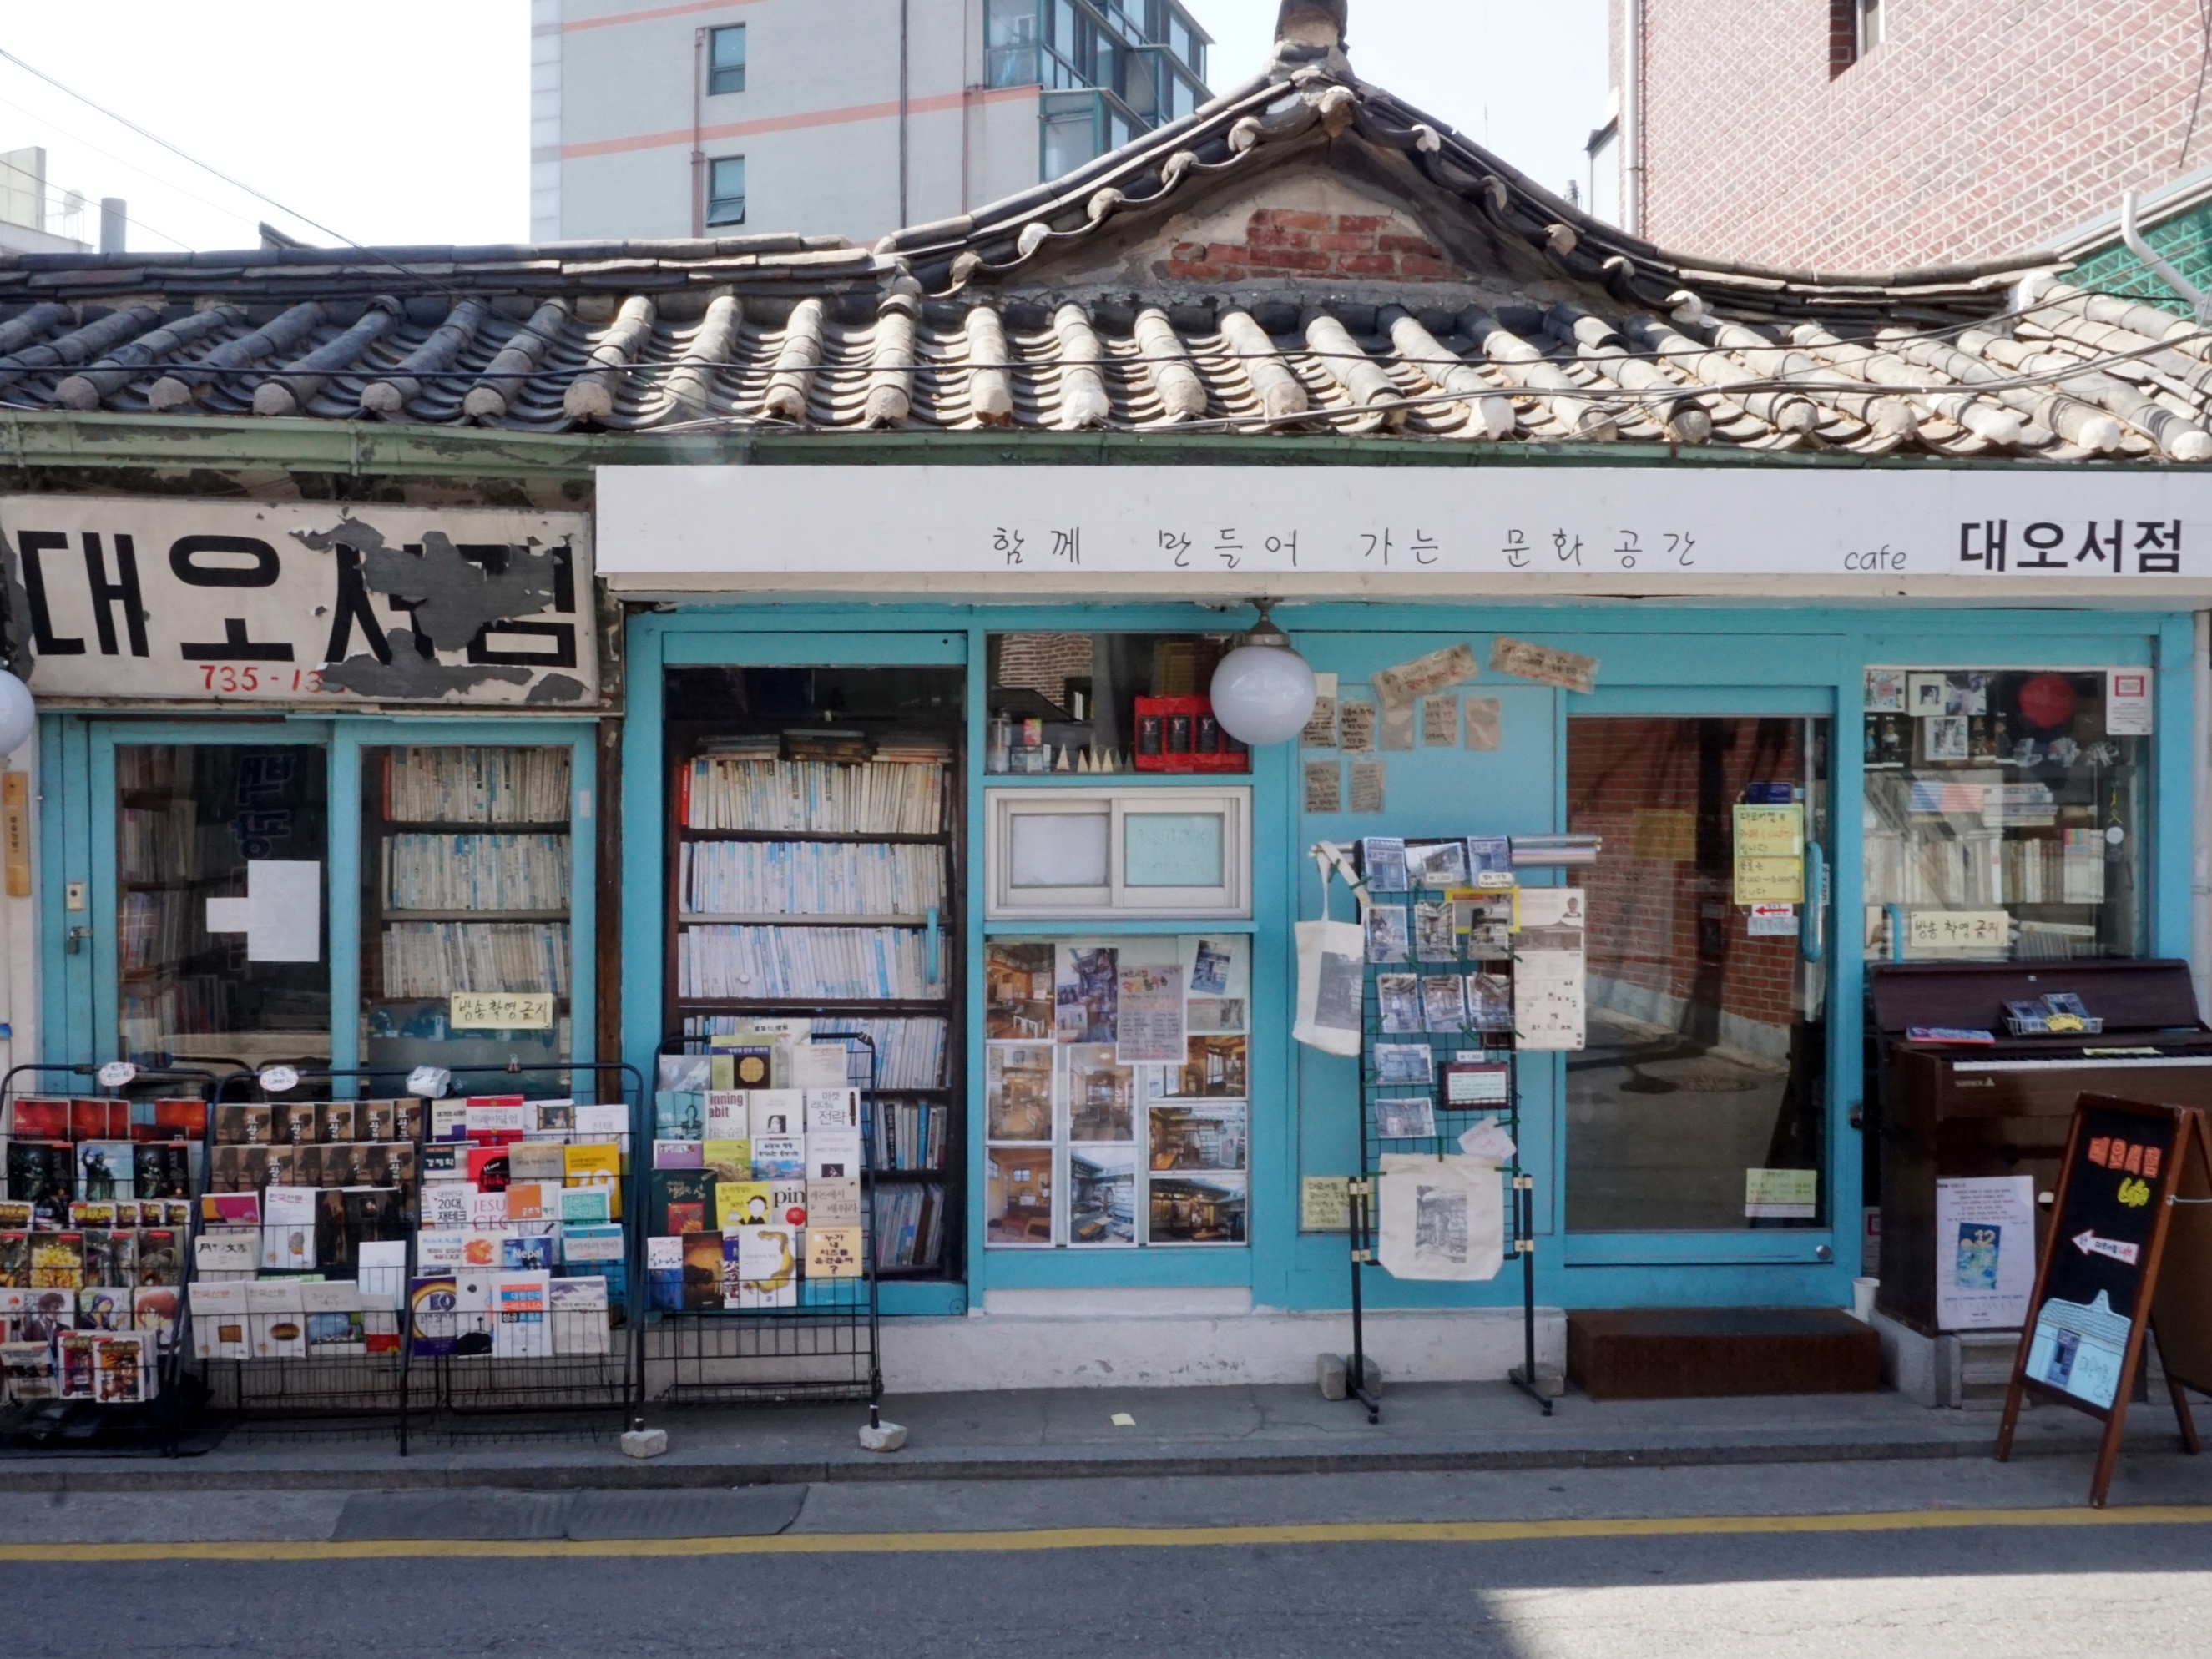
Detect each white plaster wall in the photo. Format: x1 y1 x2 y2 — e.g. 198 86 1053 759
879 1305 1568 1393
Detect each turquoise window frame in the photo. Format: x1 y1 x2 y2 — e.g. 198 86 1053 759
619 603 2196 1320
46 713 599 1082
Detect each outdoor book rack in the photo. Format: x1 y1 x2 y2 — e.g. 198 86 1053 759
0 1062 230 1457
1337 855 1551 1426
200 1061 644 1456
642 1029 884 1425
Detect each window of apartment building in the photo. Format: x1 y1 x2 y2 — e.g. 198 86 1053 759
707 156 746 226
708 23 746 95
987 0 1042 86
1831 0 1881 74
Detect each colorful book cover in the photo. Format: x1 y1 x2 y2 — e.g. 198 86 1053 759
681 1233 724 1310
645 1235 684 1312
466 1144 513 1192
558 1187 613 1226
502 1230 558 1272
701 1139 751 1186
58 1331 100 1400
508 1142 567 1184
715 1180 776 1231
750 1135 807 1181
548 1276 610 1355
504 1182 554 1223
78 1286 130 1331
9 1098 68 1139
560 1223 624 1263
131 1286 181 1346
653 1138 705 1170
803 1089 861 1133
806 1177 862 1228
804 1226 864 1279
74 1141 134 1202
726 1226 800 1309
30 1233 83 1290
408 1275 460 1359
649 1168 713 1234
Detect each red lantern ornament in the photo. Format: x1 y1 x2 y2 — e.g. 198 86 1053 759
2017 672 2078 731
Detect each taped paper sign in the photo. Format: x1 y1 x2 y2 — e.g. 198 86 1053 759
450 991 556 1031
1300 1176 1351 1232
1733 804 1804 905
1906 909 2011 954
1373 643 1477 707
1936 1175 2037 1330
1745 1167 1818 1219
1491 637 1598 694
249 861 320 963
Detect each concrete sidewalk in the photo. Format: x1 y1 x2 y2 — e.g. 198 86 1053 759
0 1379 2199 1490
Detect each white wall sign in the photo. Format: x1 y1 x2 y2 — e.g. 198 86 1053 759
598 465 2212 594
0 497 596 705
1936 1175 2038 1330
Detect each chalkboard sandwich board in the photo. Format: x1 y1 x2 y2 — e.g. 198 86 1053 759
1996 1093 2211 1506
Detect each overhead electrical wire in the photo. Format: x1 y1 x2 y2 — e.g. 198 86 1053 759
0 43 461 298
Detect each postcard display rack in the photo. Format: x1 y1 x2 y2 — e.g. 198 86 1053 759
194 1062 643 1453
644 1032 883 1415
1336 835 1585 1424
0 1064 226 1454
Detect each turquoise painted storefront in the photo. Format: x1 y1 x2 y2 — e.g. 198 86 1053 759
615 599 2198 1320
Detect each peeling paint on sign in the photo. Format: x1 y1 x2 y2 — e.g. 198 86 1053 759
0 497 596 705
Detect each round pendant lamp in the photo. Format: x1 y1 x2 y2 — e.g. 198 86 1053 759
1209 602 1317 746
0 669 34 757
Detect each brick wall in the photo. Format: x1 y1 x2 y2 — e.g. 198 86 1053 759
1161 209 1456 284
1614 0 2209 270
1568 717 1805 1036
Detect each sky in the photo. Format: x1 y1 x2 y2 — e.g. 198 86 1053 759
0 1 1607 255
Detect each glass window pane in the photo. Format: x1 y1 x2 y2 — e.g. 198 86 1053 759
1010 811 1109 888
708 23 745 93
117 744 329 1069
1123 812 1223 886
707 156 745 226
1861 669 2145 961
985 0 1040 86
986 632 1250 774
363 746 573 1077
1565 717 1831 1233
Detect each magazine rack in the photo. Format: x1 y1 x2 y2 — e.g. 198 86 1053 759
643 1029 884 1425
199 1061 644 1456
1331 847 1551 1425
0 1061 232 1456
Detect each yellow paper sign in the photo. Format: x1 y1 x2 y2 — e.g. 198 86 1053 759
449 991 554 1031
1300 1176 1351 1232
1745 1167 1818 1217
1631 808 1696 862
1732 804 1804 905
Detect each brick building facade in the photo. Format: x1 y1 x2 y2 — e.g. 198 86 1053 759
1603 0 2212 271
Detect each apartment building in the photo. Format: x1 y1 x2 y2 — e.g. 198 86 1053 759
533 0 1214 242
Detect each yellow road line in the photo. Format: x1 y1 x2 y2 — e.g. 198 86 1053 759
1 1505 2209 1562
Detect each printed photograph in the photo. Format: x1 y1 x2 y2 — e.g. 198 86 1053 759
1375 1096 1439 1140
1422 975 1467 1032
1414 899 1457 961
1187 996 1247 1035
1373 1042 1435 1085
1148 1102 1248 1172
984 1041 1056 1142
1467 972 1513 1032
1167 1034 1247 1098
1185 935 1248 1000
986 1147 1056 1246
1148 1172 1248 1245
1068 1147 1137 1246
1057 944 1119 1043
1067 1044 1134 1141
1377 973 1422 1034
985 940 1057 1040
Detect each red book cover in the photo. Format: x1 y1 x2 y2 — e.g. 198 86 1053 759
70 1099 127 1141
11 1099 68 1139
466 1144 512 1192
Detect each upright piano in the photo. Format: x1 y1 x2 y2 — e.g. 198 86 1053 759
1871 957 2212 1334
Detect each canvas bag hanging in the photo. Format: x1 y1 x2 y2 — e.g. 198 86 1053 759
1294 842 1367 1058
1376 1152 1505 1282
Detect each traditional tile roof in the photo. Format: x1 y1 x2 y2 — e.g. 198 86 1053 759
0 3 2205 461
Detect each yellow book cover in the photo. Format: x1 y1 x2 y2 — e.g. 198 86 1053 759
563 1142 623 1218
715 1180 776 1230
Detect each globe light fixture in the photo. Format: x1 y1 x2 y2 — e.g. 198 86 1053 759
1209 601 1316 746
0 669 33 758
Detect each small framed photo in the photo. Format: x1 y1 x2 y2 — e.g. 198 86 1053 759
1907 673 1948 715
1863 668 1906 713
1924 715 1970 762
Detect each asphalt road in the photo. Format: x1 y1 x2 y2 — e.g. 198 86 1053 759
0 1458 2205 1658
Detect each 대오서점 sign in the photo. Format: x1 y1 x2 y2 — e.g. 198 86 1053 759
0 497 595 706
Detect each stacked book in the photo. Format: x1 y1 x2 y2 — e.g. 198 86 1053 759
383 922 572 999
680 840 944 917
120 890 209 974
384 833 572 911
681 754 946 835
871 1182 945 1271
677 925 942 1001
385 747 572 824
870 1098 947 1172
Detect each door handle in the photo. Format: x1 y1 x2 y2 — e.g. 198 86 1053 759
1800 843 1826 964
65 925 91 956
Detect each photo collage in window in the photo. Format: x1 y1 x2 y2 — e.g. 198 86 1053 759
983 935 1249 1248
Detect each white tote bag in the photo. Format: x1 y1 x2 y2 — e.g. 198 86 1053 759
1376 1153 1505 1282
1293 843 1366 1058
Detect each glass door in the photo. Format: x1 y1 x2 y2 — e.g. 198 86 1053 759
1564 713 1834 1253
93 728 332 1071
